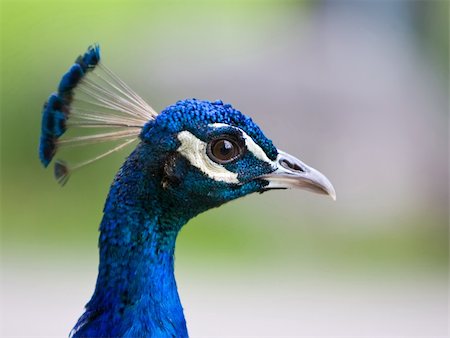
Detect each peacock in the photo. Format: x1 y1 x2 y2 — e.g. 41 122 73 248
39 45 335 338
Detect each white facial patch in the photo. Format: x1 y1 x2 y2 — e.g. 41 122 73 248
176 124 276 184
177 131 239 184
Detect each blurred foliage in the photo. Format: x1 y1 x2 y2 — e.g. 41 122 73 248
410 0 449 79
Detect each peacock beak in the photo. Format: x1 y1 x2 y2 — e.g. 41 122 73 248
260 150 336 200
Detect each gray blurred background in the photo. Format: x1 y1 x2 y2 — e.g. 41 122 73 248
1 0 448 337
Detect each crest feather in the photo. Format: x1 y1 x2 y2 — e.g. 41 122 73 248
39 44 156 184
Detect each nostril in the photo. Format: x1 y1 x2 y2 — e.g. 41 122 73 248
280 158 304 172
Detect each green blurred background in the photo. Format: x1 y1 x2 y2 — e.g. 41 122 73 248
1 0 448 337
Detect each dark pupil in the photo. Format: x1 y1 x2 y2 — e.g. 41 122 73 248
213 140 235 160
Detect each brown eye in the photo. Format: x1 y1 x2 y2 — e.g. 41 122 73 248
207 138 242 164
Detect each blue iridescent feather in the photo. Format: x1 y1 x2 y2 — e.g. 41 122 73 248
58 64 84 95
141 99 278 161
39 44 101 167
77 44 100 72
70 101 275 337
39 44 335 338
39 94 66 167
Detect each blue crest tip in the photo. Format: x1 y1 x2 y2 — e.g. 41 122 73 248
76 44 101 72
39 44 101 168
54 160 70 186
58 63 84 95
39 94 67 167
39 135 55 168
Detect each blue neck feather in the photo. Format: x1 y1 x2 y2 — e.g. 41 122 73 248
72 143 194 338
38 44 324 338
65 98 277 337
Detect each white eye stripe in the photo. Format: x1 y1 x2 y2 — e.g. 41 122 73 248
177 131 239 184
176 124 276 184
242 132 274 165
208 123 276 167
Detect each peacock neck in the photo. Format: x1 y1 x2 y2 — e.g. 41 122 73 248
72 144 191 338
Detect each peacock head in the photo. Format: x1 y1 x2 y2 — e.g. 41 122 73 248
39 45 335 211
138 99 335 211
40 45 336 338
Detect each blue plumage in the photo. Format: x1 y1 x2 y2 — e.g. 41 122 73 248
58 64 84 94
141 99 278 161
39 94 66 167
77 44 100 72
72 104 273 337
39 44 101 167
39 45 335 337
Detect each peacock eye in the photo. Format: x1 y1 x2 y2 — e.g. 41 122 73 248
207 137 243 164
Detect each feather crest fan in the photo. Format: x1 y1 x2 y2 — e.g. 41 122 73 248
39 44 157 184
